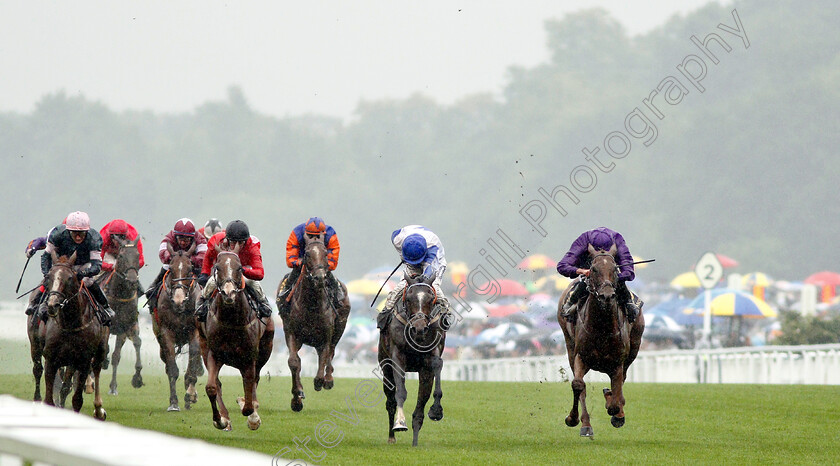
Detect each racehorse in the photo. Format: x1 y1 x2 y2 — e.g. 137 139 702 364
41 251 109 419
276 236 350 412
198 244 274 430
100 237 144 395
378 274 446 446
153 247 204 411
557 244 645 437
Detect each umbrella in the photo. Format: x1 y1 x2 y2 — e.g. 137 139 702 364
448 261 469 286
684 289 777 318
741 272 773 287
346 278 390 295
715 254 739 268
517 254 555 271
534 275 572 292
492 279 529 296
454 301 490 321
670 271 702 288
804 271 840 287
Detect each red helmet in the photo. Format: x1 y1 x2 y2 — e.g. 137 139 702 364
65 211 90 231
173 218 196 237
304 217 326 234
108 219 129 235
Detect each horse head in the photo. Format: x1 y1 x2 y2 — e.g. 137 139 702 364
165 245 195 311
115 238 141 283
587 243 619 305
214 242 244 306
403 273 438 336
45 251 80 316
303 236 329 287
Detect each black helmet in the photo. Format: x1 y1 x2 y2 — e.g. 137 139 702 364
225 220 250 242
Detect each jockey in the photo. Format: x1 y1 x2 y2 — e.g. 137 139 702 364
195 220 273 321
557 227 642 324
144 218 208 308
199 218 224 241
97 219 146 296
377 225 451 332
29 211 115 325
276 217 344 313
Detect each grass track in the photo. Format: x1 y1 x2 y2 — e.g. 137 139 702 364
1 370 837 465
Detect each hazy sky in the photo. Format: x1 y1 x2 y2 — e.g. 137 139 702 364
1 0 717 120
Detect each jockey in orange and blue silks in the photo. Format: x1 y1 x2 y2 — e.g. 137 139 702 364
276 217 344 313
381 225 451 318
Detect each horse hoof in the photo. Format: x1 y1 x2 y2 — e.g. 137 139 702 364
565 416 580 427
214 417 231 430
313 378 324 391
428 407 444 421
247 413 261 430
580 426 594 437
388 437 396 445
323 380 334 390
393 420 408 432
108 388 118 396
607 406 620 416
611 415 625 428
131 374 144 388
167 404 180 412
291 398 304 412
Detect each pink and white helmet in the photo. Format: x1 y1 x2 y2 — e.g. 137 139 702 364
65 211 90 231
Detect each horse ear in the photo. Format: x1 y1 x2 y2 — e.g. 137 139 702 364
588 244 597 255
51 250 59 265
68 251 77 264
608 244 617 255
232 241 242 254
166 242 175 256
186 240 197 256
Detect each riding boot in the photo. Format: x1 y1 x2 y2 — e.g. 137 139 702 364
89 284 114 326
145 268 166 308
616 281 642 324
328 272 345 309
276 271 294 314
561 279 587 320
26 286 45 315
195 295 209 322
37 300 49 323
377 309 392 333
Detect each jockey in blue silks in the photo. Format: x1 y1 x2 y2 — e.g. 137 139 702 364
378 225 451 331
557 227 642 324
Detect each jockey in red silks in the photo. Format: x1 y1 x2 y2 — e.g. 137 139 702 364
276 217 343 313
556 227 642 324
144 218 208 309
195 220 273 321
97 219 146 296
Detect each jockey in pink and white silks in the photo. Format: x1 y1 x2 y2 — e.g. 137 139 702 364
380 225 451 322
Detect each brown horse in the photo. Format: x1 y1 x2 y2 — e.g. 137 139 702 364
557 244 645 437
198 245 274 430
41 252 109 419
378 274 446 446
153 248 204 411
101 238 144 395
276 237 350 412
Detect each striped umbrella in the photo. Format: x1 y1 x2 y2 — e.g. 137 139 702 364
684 289 777 318
517 254 555 271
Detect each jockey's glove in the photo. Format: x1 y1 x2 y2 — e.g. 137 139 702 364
197 273 209 287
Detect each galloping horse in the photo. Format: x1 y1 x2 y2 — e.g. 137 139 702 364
276 236 350 412
41 252 109 419
100 238 144 395
557 244 645 437
153 247 204 411
198 244 274 431
378 274 446 446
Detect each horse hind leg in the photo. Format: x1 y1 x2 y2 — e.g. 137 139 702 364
412 369 434 447
427 356 444 421
605 367 627 428
183 335 202 410
109 333 127 395
286 334 305 412
323 343 336 390
313 345 328 391
205 354 230 431
58 368 73 408
72 366 89 413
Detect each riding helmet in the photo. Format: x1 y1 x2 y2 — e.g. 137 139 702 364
402 234 427 265
304 217 326 234
225 220 250 242
65 211 90 231
108 219 129 235
173 218 196 237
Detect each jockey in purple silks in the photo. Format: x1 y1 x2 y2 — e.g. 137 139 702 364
556 227 642 324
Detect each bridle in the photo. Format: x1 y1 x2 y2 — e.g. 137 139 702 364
214 251 244 294
113 243 140 281
586 253 619 301
45 262 96 332
394 282 442 326
303 241 329 281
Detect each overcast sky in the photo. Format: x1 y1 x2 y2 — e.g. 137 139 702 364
1 0 717 120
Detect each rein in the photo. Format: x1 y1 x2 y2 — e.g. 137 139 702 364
393 283 443 326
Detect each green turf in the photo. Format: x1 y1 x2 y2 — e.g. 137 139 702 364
1 369 837 465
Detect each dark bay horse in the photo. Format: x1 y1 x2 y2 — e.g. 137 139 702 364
41 252 109 419
101 238 144 395
153 247 204 411
378 274 446 446
198 245 274 430
557 244 645 437
276 237 350 412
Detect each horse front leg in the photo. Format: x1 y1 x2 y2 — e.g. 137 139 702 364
313 345 328 391
93 337 107 420
30 339 44 402
184 330 202 410
109 333 126 395
129 323 144 388
204 352 230 431
389 350 409 433
72 364 90 413
428 356 444 421
604 365 627 428
285 333 305 412
567 354 593 438
412 368 434 447
158 329 179 411
43 358 58 407
380 361 397 444
323 342 336 390
59 368 73 408
237 364 261 431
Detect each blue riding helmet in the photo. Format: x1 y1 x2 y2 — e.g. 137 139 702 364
402 234 427 265
590 229 614 251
